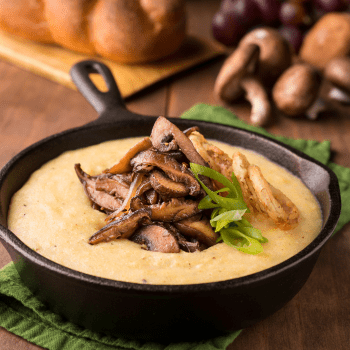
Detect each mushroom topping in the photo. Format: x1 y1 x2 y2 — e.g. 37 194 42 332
130 149 201 196
272 63 326 120
130 196 201 222
161 223 203 252
104 173 145 223
75 164 123 212
143 189 159 205
151 117 215 190
324 56 350 105
89 209 152 245
150 116 209 167
106 137 152 174
135 177 152 197
95 174 130 199
149 198 201 222
75 117 269 254
174 214 219 247
150 170 189 198
214 43 272 126
130 225 180 253
164 150 188 164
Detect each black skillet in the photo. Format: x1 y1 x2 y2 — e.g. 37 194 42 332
0 60 341 343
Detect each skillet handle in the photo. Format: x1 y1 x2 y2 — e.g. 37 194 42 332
70 60 127 117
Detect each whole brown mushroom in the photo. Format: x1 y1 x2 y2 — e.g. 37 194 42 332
214 43 272 126
272 63 326 120
300 12 350 71
238 27 293 86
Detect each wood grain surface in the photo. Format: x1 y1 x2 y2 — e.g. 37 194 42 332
0 30 226 98
0 1 349 349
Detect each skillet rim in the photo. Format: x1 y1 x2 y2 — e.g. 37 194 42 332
0 116 341 293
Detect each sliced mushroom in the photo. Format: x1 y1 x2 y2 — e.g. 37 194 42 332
130 225 180 253
214 43 272 126
164 151 187 163
89 209 152 245
144 189 159 205
129 196 146 211
135 177 152 196
177 237 202 253
118 172 133 185
174 214 219 247
151 198 201 222
75 164 123 212
105 173 145 223
324 56 350 104
106 137 152 174
163 223 203 252
150 170 189 198
130 149 201 196
150 116 209 167
95 174 130 199
130 197 201 222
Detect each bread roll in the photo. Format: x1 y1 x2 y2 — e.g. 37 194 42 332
0 0 186 64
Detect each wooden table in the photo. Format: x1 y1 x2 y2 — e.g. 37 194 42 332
1 1 349 349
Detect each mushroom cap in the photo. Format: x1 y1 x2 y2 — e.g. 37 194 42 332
214 43 260 101
300 12 350 70
238 27 293 86
272 63 322 116
131 225 180 253
324 56 350 94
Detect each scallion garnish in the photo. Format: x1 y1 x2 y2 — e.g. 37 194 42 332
190 163 268 255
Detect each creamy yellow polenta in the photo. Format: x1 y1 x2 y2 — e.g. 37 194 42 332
8 137 322 284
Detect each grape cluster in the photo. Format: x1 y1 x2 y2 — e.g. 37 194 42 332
212 0 350 53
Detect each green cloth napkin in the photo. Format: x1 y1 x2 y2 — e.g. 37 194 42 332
1 103 349 350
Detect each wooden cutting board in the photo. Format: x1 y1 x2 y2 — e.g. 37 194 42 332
0 30 226 98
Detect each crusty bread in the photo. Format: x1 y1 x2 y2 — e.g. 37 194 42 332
0 0 186 64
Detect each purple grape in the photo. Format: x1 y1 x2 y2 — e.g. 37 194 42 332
279 1 307 26
312 0 347 12
279 25 304 53
212 0 260 46
221 0 260 26
252 0 280 24
212 10 248 46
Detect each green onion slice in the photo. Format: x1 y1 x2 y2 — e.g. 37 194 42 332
190 162 267 255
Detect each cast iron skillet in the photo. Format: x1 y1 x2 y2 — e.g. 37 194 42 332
0 60 341 343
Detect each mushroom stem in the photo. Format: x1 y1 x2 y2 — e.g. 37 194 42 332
327 87 350 104
214 43 272 126
324 56 350 105
305 98 327 120
240 76 272 126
